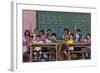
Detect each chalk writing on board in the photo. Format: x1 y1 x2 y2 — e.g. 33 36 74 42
37 11 91 39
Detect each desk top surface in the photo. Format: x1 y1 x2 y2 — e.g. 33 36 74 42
30 43 90 46
68 43 90 46
30 43 57 46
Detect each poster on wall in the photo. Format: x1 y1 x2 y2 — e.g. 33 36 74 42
11 1 97 71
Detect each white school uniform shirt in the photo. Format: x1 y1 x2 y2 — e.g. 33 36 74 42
45 39 52 43
75 33 80 42
33 40 43 51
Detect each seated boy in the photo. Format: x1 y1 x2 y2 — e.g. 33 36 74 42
45 34 56 61
32 35 43 61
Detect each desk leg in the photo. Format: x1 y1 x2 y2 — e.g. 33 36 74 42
68 45 71 60
56 45 57 61
82 48 85 59
30 45 32 62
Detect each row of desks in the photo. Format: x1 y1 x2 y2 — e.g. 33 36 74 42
67 43 90 60
29 43 90 62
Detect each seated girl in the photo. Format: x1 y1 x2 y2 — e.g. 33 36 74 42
61 33 74 60
66 33 74 51
62 28 71 41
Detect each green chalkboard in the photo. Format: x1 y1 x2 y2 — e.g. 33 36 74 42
37 11 91 39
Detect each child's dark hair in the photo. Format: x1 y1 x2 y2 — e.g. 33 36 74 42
40 30 45 34
64 28 69 33
46 34 51 38
36 35 40 38
76 29 81 32
47 29 51 32
70 33 74 36
30 35 34 38
64 28 68 30
51 33 56 37
87 33 91 36
24 29 30 36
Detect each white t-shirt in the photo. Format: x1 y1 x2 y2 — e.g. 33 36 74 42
45 39 52 43
75 33 80 42
33 40 43 51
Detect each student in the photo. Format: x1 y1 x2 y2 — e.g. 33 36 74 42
75 34 87 59
83 33 91 59
45 34 56 61
78 34 86 43
75 29 81 43
61 34 74 60
45 34 52 43
46 29 52 35
23 30 31 47
32 50 38 62
66 33 74 51
86 33 91 44
33 35 43 61
63 28 70 40
51 33 57 43
39 30 46 42
33 35 43 48
38 53 49 62
23 29 31 62
61 29 71 60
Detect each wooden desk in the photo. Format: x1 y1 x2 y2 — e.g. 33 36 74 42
68 43 90 47
67 43 90 60
29 43 58 62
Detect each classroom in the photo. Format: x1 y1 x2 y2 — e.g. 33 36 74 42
22 10 91 62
